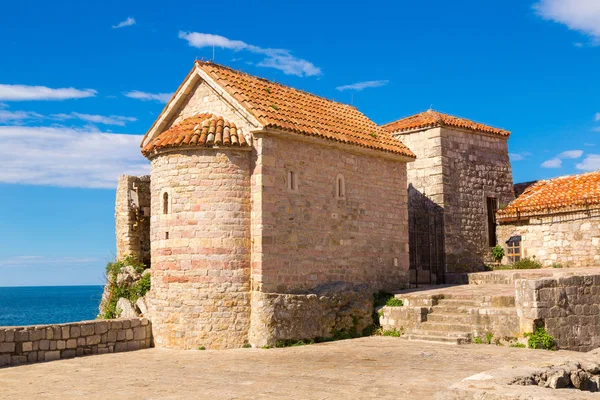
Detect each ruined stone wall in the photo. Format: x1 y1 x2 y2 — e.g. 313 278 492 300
440 128 514 272
249 283 373 347
147 149 252 350
0 318 151 367
251 134 410 294
515 274 600 352
115 175 151 266
497 210 600 267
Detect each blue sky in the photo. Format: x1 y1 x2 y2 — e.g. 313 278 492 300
0 0 599 286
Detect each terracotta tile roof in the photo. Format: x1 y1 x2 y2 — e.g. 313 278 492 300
382 110 510 137
142 113 248 156
195 61 415 158
497 170 600 222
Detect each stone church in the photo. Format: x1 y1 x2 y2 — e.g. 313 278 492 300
115 61 513 349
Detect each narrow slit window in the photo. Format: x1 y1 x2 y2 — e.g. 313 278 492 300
287 171 298 192
163 192 169 215
486 197 498 247
336 174 346 199
506 236 521 263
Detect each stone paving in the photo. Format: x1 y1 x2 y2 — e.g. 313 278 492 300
0 336 585 399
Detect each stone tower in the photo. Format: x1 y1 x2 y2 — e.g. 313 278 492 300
383 110 514 277
143 115 253 349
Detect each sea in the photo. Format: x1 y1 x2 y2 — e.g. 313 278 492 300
0 286 104 327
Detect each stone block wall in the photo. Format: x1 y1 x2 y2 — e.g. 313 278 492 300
497 210 600 267
116 175 151 266
0 318 152 368
515 274 600 352
439 128 514 272
147 149 252 350
249 283 373 347
395 127 513 274
251 134 410 294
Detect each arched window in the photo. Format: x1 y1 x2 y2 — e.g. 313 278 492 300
336 174 346 199
162 192 169 215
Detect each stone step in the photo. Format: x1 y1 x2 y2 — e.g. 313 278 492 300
426 313 473 324
407 331 471 345
436 299 479 307
418 322 473 333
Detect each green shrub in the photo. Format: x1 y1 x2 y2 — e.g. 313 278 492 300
373 291 395 308
524 327 556 351
381 328 403 337
473 336 484 344
509 342 526 348
494 258 543 270
242 343 251 348
551 263 563 269
486 332 493 345
385 298 404 307
491 245 505 262
197 346 206 350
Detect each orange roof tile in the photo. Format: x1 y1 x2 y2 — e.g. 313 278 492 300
382 110 510 137
497 170 600 221
142 113 248 156
194 61 415 158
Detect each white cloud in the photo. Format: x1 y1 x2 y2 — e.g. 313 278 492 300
178 31 321 77
541 158 562 168
336 80 390 92
0 110 44 123
509 152 532 161
541 149 584 168
534 0 600 42
0 256 99 267
558 149 583 159
124 90 173 103
0 109 136 126
112 17 135 29
50 112 137 126
0 125 149 188
0 84 96 101
585 143 596 147
595 112 600 121
576 154 600 171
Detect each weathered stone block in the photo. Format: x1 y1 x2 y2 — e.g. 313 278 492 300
44 351 60 362
80 324 95 336
0 342 15 353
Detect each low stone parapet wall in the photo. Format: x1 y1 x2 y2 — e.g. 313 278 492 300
0 318 152 367
516 274 600 352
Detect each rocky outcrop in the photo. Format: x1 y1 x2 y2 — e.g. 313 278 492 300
98 257 151 319
116 298 138 318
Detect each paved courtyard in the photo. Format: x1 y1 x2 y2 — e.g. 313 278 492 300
0 336 583 399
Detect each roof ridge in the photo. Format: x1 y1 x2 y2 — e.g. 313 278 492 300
195 60 357 110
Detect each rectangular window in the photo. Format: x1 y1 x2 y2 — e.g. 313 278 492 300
486 197 498 247
506 236 521 263
287 171 298 192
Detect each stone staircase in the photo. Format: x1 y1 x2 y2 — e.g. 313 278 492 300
379 285 520 345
